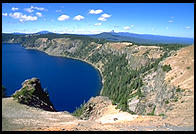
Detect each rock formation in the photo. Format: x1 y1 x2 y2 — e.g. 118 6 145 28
79 96 112 120
12 77 56 112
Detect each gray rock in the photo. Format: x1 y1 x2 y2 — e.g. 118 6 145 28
128 97 139 112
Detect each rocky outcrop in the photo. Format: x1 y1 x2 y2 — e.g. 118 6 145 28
79 96 112 120
12 77 56 112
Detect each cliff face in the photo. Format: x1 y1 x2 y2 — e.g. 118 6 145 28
12 77 56 112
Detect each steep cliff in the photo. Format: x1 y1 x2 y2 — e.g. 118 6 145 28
12 77 55 112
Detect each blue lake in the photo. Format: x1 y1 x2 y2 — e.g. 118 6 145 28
2 43 102 112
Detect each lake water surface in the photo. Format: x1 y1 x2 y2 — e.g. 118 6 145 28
2 43 102 112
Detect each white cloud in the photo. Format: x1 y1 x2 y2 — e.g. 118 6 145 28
73 15 84 21
124 26 130 30
98 17 106 21
2 13 8 16
89 9 103 14
185 26 191 29
123 25 134 30
101 13 111 18
36 12 42 17
94 23 102 26
11 7 19 11
168 20 173 23
98 13 111 21
58 14 70 21
31 6 45 11
24 8 34 13
24 6 46 13
9 12 37 22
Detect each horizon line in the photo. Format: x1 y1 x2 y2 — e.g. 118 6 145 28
2 31 194 39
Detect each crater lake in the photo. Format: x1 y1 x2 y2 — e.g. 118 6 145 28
2 43 102 112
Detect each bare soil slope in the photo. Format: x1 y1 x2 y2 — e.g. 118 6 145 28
162 45 194 126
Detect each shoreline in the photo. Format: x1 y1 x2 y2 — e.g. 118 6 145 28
25 47 105 96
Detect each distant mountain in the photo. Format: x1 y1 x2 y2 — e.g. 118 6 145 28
35 31 54 34
11 32 27 35
89 31 194 45
112 32 194 44
90 32 155 43
9 31 54 35
3 30 194 45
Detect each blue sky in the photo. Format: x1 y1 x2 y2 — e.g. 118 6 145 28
2 3 194 38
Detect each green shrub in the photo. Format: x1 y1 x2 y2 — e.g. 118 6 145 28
159 113 165 116
173 97 178 102
128 110 136 115
132 50 139 54
112 100 117 105
162 64 172 72
165 100 169 104
72 101 86 117
186 66 191 70
176 87 181 92
12 86 35 104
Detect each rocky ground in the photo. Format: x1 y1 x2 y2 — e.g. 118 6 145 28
2 96 194 131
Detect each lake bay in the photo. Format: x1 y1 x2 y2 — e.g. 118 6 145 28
2 43 102 112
